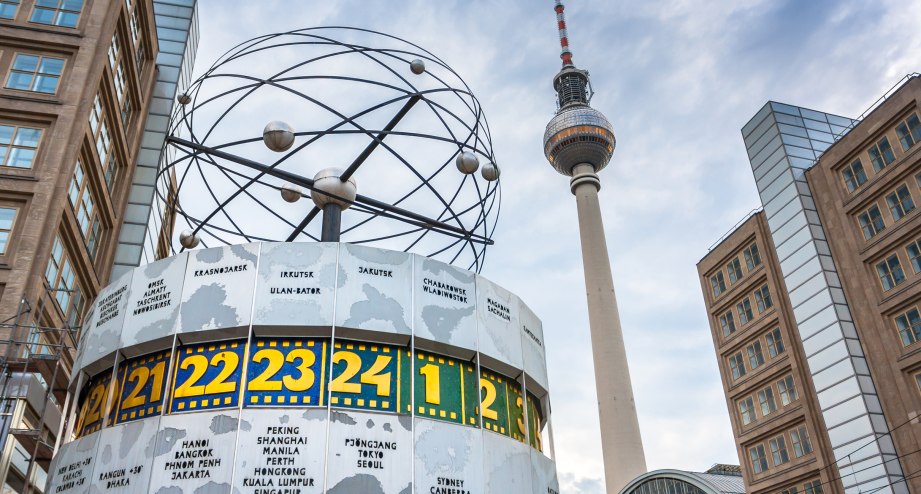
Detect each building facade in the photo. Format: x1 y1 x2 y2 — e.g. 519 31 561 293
0 0 165 491
699 211 841 493
700 75 921 494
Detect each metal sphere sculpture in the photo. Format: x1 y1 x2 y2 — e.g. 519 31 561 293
159 27 500 272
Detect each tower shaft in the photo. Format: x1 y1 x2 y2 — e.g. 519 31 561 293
570 164 647 493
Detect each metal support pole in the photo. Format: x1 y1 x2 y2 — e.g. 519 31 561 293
321 204 342 242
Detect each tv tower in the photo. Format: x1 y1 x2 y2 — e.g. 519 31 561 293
542 2 647 492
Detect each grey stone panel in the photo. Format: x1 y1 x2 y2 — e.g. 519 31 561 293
335 244 413 338
519 300 548 394
86 416 160 493
475 275 523 372
233 408 326 494
530 448 560 494
413 417 484 494
46 432 100 493
77 271 134 375
177 244 260 338
148 410 240 493
413 254 477 353
252 242 337 332
326 409 413 494
120 253 189 353
483 430 532 493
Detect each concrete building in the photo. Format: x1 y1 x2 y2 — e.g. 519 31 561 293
0 0 196 491
699 75 921 494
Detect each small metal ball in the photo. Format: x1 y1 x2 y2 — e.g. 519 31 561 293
455 152 479 174
280 183 302 203
311 168 358 210
263 121 295 152
177 93 191 105
410 59 426 75
481 162 500 182
179 229 200 249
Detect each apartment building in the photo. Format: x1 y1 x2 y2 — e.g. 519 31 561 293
699 75 921 494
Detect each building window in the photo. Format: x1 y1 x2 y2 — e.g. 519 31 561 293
113 63 126 102
95 119 112 165
895 308 921 346
778 375 798 406
769 434 790 466
896 113 921 151
89 94 102 135
907 240 921 274
121 93 133 127
69 160 102 259
30 0 83 28
107 34 120 69
128 9 139 45
781 488 800 494
758 386 777 416
790 426 813 458
729 353 746 381
719 311 736 337
0 124 42 168
747 341 764 370
876 254 905 291
5 54 64 94
749 445 768 474
744 243 761 271
45 235 76 314
0 207 17 254
842 159 868 193
754 284 773 313
803 480 823 494
710 271 726 297
738 299 754 325
104 154 118 191
886 185 915 221
727 258 742 284
738 397 755 426
0 0 18 19
766 328 785 357
858 205 885 240
868 136 896 172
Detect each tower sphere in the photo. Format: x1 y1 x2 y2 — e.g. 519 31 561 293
543 105 616 177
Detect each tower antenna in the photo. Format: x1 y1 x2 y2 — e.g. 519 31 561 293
555 0 574 67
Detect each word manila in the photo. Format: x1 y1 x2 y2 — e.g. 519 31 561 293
242 426 316 492
359 266 393 277
164 439 221 480
486 298 511 322
193 264 248 277
431 477 471 494
54 457 92 493
422 278 468 304
134 278 172 315
344 438 397 469
96 285 127 327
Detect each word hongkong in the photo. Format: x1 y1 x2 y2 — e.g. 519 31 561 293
193 264 248 277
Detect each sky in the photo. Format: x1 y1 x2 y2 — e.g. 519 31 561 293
189 1 921 492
